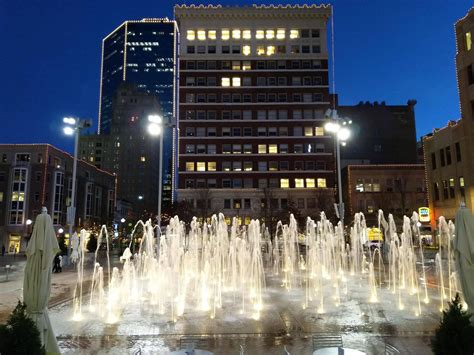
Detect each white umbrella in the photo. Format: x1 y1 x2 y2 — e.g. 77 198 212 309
454 205 474 314
23 207 60 354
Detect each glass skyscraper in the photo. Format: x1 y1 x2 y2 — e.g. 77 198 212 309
98 18 179 205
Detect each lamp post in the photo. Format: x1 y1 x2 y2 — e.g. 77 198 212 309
324 109 352 228
63 117 92 264
147 114 165 229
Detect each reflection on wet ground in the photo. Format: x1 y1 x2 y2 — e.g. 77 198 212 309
51 268 439 354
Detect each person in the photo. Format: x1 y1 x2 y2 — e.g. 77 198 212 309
53 254 60 273
58 254 63 272
1 244 5 257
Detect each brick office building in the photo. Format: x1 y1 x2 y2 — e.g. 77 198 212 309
0 144 115 253
175 4 335 225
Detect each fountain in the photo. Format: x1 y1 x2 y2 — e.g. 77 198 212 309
49 209 468 354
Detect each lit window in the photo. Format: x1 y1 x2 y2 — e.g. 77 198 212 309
232 29 241 39
244 161 253 171
266 46 275 56
268 144 278 153
186 162 195 171
317 178 327 188
243 30 251 39
315 127 325 136
304 127 313 136
306 178 315 188
243 45 251 56
295 178 304 188
197 30 206 40
208 30 217 40
265 30 275 39
232 61 241 70
467 32 472 51
140 156 146 162
232 77 241 86
257 46 265 55
242 61 251 70
256 30 264 39
187 30 195 40
222 29 230 40
197 162 206 171
221 77 230 87
258 144 267 154
280 179 289 188
277 29 285 39
290 29 299 39
208 162 216 171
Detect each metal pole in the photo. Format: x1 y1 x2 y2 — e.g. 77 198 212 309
336 130 344 228
157 131 163 228
67 126 79 265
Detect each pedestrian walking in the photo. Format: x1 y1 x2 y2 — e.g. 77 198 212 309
1 244 5 257
52 254 60 273
58 255 63 272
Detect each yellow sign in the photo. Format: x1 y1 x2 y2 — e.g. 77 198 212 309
367 228 383 241
418 207 430 222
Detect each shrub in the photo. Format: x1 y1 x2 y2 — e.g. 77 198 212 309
0 301 45 355
432 293 474 354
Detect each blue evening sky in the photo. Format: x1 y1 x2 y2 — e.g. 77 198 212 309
0 0 471 153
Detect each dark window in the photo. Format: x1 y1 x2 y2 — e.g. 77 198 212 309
187 46 195 54
431 152 436 169
301 45 310 53
455 142 462 162
185 180 194 188
312 45 321 53
301 29 310 38
197 45 205 54
449 178 455 198
186 61 195 69
222 46 230 54
440 148 445 167
224 199 231 209
468 64 474 85
208 45 216 54
244 199 251 209
311 29 320 38
446 146 452 165
442 180 448 199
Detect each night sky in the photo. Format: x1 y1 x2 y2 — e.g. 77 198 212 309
1 0 471 154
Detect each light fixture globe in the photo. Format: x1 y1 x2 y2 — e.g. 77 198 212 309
26 219 32 225
63 126 75 136
338 127 351 141
148 114 162 124
148 123 162 136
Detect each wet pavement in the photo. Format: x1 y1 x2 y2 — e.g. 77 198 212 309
50 270 440 354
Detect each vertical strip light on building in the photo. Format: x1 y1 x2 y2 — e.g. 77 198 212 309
123 22 128 81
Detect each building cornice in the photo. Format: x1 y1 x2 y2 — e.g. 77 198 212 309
175 4 332 20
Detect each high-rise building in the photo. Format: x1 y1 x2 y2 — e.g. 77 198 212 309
98 18 179 208
80 83 162 219
337 100 418 168
0 144 115 253
423 8 474 226
175 4 335 226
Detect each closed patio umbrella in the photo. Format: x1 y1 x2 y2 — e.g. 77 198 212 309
23 207 60 354
454 205 474 315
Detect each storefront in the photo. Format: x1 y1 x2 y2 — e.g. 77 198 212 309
8 234 21 254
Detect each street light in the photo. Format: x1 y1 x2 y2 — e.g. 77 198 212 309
324 109 352 228
26 219 32 226
62 116 92 264
147 114 165 229
58 228 64 234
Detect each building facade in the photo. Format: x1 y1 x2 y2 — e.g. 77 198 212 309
80 84 162 219
342 164 427 225
424 8 474 225
0 144 115 253
175 4 336 225
98 18 179 206
337 100 418 169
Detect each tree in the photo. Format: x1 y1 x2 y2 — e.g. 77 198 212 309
0 301 45 355
57 235 67 255
86 234 98 252
432 293 474 355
